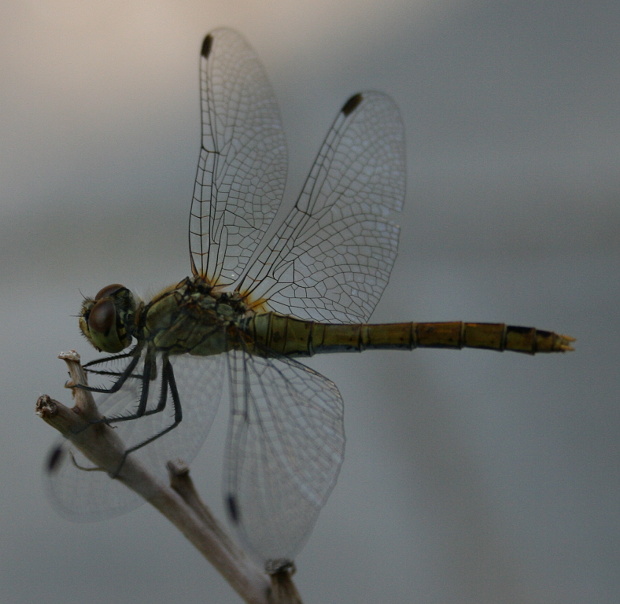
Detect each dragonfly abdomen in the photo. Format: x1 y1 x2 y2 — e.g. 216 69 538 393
402 322 574 354
248 314 574 356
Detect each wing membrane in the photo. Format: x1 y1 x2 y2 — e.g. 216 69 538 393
236 91 406 322
224 348 345 563
190 28 287 285
45 351 225 519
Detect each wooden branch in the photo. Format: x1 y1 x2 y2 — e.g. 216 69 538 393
36 351 301 604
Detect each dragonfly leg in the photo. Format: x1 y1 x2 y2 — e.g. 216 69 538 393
78 349 142 394
109 358 183 477
83 354 154 429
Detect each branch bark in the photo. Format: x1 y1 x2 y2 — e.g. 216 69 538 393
37 351 301 604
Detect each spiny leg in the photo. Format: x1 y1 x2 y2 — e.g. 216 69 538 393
79 349 143 394
111 358 183 476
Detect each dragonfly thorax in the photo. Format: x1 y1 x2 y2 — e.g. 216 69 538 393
79 284 139 353
142 276 253 357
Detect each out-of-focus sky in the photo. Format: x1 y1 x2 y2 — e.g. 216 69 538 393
2 1 619 603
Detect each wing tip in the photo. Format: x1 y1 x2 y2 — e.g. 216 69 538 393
201 34 214 59
341 93 363 116
46 445 64 473
226 493 240 523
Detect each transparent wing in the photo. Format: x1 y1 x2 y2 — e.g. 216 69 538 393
190 28 287 285
45 350 225 519
224 348 345 563
235 91 406 323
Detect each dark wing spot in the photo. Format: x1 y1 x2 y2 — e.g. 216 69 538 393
46 445 64 473
201 34 214 59
341 93 363 116
226 493 240 523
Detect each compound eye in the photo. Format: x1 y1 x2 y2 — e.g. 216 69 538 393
88 299 116 336
94 283 126 300
79 284 134 352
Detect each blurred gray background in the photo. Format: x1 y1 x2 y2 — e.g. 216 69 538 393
2 1 618 602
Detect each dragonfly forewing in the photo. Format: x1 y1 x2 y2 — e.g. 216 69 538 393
190 28 287 286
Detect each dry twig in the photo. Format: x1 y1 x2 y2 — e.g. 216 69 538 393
36 351 301 604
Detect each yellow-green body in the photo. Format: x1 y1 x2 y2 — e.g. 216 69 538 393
125 276 572 359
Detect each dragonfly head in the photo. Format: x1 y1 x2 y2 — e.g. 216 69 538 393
79 284 137 353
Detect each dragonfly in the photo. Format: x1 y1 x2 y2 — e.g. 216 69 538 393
46 28 574 566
